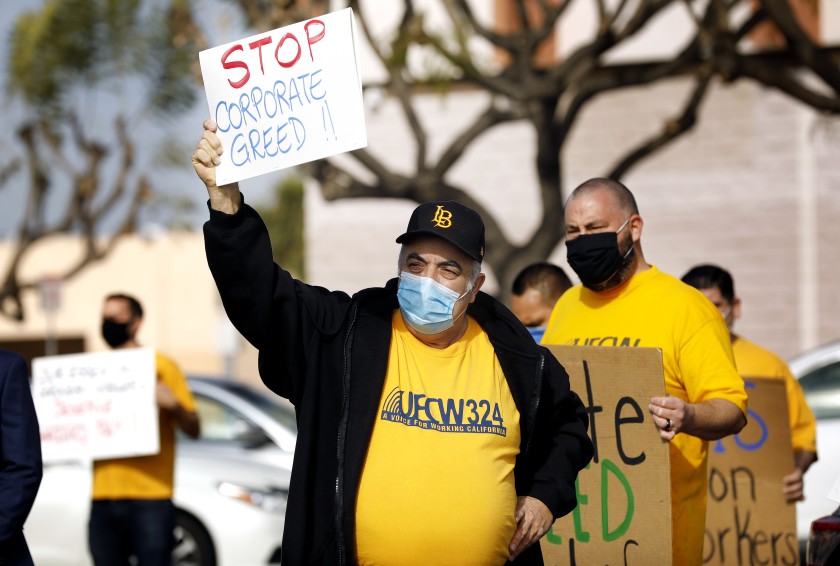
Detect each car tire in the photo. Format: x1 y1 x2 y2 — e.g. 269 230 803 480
173 511 216 566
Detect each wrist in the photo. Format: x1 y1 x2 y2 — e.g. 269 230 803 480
208 184 242 214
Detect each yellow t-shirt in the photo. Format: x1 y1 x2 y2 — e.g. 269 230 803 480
542 266 747 566
92 352 196 500
355 313 521 566
732 336 817 453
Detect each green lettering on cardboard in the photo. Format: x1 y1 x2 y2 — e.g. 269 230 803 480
545 463 592 546
546 525 563 544
601 458 634 541
573 469 590 542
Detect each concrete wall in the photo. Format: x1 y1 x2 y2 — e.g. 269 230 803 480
0 233 236 379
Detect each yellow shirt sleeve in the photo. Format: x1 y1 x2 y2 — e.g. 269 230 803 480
732 337 816 453
679 319 747 413
155 352 196 413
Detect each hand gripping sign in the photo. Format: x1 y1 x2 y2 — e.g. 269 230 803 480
199 8 367 185
542 345 672 565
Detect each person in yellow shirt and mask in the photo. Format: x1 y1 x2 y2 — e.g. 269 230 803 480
89 293 200 566
541 177 748 565
681 264 818 502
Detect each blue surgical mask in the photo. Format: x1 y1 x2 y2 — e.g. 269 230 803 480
397 271 470 335
527 326 546 343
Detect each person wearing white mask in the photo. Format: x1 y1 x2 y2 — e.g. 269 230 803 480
192 119 593 566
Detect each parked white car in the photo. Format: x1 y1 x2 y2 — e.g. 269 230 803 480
791 341 840 554
25 377 296 566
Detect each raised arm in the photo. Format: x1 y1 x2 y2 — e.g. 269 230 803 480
193 120 353 404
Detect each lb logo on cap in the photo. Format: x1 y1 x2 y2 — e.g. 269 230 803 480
432 205 453 229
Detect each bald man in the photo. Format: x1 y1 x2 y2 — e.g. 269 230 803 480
541 178 748 565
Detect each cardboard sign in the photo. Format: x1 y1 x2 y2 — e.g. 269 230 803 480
542 345 672 565
198 7 367 185
704 378 797 565
32 349 159 462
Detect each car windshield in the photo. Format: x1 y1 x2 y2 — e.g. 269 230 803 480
195 379 298 433
225 383 298 432
798 361 840 420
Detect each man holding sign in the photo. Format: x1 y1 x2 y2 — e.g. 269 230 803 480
88 294 199 566
192 120 593 565
682 264 818 502
542 178 748 565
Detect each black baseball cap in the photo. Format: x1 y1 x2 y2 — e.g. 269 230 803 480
396 201 485 262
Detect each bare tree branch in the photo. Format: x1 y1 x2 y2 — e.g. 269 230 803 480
0 159 21 191
449 0 520 50
608 67 714 179
760 0 840 92
738 58 840 111
352 0 429 170
433 101 527 176
0 114 153 321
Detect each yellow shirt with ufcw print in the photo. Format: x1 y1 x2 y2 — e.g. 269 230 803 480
355 312 521 566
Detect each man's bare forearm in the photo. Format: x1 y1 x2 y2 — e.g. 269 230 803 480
795 449 818 474
208 184 242 215
683 398 746 440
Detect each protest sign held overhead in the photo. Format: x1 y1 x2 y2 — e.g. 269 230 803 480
199 7 367 185
542 345 672 565
32 348 159 462
704 378 797 566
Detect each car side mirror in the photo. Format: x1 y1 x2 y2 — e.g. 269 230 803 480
233 420 271 449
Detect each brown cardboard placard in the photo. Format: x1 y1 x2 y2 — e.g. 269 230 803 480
542 345 672 565
703 378 797 565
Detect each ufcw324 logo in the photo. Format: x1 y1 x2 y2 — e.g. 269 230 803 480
380 387 507 436
432 205 453 228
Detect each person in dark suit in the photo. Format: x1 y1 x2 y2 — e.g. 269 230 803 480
0 349 42 566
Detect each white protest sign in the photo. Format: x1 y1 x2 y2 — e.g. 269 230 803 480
32 348 159 462
199 7 367 185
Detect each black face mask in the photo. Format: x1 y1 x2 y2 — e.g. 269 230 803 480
102 319 131 348
566 218 632 289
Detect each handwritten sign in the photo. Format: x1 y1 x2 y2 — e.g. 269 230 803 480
704 378 797 565
198 7 367 185
542 346 672 565
32 349 159 462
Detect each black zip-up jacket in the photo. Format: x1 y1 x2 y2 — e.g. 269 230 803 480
204 201 594 565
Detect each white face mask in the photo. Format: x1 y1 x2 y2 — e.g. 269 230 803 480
397 272 470 335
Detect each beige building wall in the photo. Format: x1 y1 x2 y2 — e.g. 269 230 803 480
0 232 261 382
